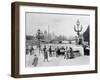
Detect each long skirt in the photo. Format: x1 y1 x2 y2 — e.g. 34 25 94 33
32 57 38 67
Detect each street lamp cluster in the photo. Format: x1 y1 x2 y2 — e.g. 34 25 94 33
36 29 44 54
74 19 83 45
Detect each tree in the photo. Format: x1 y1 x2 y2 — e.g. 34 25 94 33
26 35 34 40
83 25 90 46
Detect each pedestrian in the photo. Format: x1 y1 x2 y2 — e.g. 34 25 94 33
49 46 52 57
52 47 55 56
69 47 74 59
32 54 38 67
56 46 60 57
30 46 34 55
67 48 70 59
43 46 48 62
64 46 68 59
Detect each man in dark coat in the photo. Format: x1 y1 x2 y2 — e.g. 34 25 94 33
56 46 60 57
43 46 48 62
49 46 52 57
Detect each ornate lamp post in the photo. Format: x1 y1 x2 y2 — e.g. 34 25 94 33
36 29 44 55
74 19 83 45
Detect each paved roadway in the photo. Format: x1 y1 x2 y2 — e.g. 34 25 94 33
25 49 89 67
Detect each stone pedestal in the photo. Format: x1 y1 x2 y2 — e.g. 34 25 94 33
72 45 84 56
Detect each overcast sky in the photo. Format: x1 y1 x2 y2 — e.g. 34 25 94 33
25 12 90 37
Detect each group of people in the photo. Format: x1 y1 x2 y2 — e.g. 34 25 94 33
32 45 76 67
42 45 75 62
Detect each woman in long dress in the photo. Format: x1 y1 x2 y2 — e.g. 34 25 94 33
32 54 38 67
69 47 75 59
64 46 68 59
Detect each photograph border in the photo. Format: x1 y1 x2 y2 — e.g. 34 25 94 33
11 2 98 78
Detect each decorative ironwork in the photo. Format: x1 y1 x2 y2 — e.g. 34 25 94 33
36 29 44 54
74 19 83 38
74 19 83 45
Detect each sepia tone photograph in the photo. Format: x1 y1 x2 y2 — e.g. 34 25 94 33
25 12 90 67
